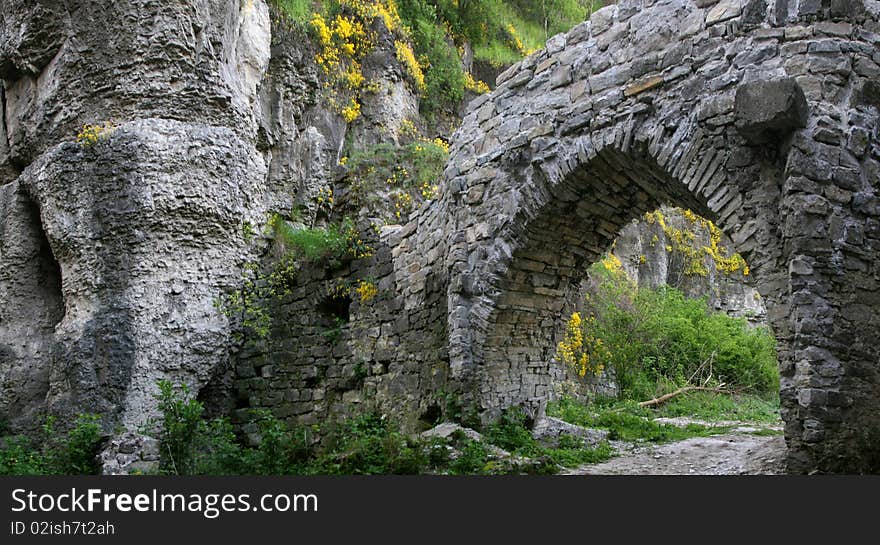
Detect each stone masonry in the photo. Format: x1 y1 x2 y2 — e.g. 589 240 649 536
421 0 880 473
2 0 879 474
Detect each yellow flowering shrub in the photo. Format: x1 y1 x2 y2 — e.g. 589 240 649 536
76 122 116 146
354 279 378 303
505 24 537 57
392 191 412 219
394 40 426 93
341 97 361 122
309 1 416 124
644 208 749 278
556 312 610 378
464 72 491 94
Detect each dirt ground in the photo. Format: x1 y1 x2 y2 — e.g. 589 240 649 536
564 421 788 475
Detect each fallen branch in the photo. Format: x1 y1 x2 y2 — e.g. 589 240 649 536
638 383 727 408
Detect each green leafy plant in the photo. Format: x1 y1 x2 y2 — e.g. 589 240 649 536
558 255 779 401
0 414 104 475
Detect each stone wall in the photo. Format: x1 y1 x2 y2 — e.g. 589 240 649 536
430 0 880 473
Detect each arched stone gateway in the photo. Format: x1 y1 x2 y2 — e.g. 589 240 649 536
400 0 880 473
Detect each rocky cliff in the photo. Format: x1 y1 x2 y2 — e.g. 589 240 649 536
0 0 430 440
611 206 765 323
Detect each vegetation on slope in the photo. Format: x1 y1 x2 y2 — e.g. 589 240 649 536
548 239 780 449
557 254 778 401
147 381 614 475
270 0 608 118
0 415 103 475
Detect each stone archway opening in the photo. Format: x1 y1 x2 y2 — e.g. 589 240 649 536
550 206 787 474
469 147 751 414
462 146 787 472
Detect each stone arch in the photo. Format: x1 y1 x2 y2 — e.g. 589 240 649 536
418 0 880 473
445 117 784 415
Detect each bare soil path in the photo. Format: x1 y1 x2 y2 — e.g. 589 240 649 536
565 420 787 475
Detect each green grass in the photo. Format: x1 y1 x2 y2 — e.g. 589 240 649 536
657 391 781 424
547 396 731 444
271 0 314 23
479 408 615 472
273 217 349 262
745 428 784 436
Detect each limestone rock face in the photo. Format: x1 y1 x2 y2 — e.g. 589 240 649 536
0 181 62 431
18 120 267 430
0 0 425 457
611 207 766 324
0 0 276 440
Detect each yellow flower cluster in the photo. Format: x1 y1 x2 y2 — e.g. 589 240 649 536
556 312 609 378
316 186 334 205
310 1 408 124
464 72 490 94
394 40 426 93
354 279 378 303
315 186 334 217
343 223 374 260
644 209 750 278
393 191 412 219
419 181 439 200
398 119 418 139
429 137 449 153
506 24 537 56
601 253 623 273
341 97 361 122
311 10 370 123
329 280 351 301
339 0 402 31
76 122 116 146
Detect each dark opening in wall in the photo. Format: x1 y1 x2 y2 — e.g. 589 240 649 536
35 225 64 329
419 403 442 429
21 194 64 328
318 292 351 323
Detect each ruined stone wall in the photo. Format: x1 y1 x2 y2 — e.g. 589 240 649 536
427 0 880 473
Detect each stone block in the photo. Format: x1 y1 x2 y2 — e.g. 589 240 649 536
734 77 809 144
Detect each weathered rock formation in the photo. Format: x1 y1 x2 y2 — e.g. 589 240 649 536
2 0 880 475
611 206 766 323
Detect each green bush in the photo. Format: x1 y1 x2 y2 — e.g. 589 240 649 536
559 256 779 400
0 414 104 475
